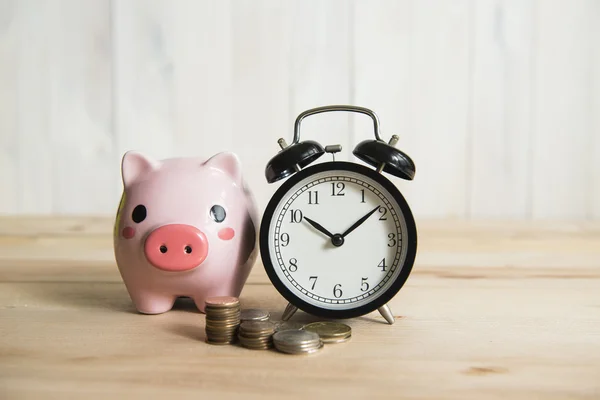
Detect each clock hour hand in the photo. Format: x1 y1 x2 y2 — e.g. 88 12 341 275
341 205 380 238
304 216 335 239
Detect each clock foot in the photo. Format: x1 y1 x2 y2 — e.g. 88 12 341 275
281 303 298 321
378 304 395 325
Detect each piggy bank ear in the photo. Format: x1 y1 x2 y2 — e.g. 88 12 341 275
204 152 243 185
121 151 159 187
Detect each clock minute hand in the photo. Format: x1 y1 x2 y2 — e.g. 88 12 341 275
341 205 380 238
304 216 335 239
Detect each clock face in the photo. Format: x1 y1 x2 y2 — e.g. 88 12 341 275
260 161 417 318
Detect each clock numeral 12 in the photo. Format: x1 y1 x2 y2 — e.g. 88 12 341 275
289 209 303 223
331 182 345 196
308 191 319 205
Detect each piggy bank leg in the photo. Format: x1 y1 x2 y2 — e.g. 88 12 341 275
130 291 177 314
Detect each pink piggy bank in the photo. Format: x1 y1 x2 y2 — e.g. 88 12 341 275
113 151 258 314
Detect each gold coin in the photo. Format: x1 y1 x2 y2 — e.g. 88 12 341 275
275 342 322 352
239 321 276 333
275 341 323 355
205 321 240 327
240 308 270 322
205 311 241 317
205 296 240 307
273 330 321 347
206 338 236 345
205 311 240 316
273 321 305 332
320 334 351 344
303 321 351 338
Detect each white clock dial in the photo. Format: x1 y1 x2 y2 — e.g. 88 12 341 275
266 168 409 311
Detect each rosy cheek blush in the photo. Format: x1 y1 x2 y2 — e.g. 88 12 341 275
122 227 135 239
218 228 235 241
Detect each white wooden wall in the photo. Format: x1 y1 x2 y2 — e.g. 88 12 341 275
0 0 598 219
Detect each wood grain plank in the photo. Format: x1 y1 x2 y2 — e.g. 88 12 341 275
0 215 113 236
231 1 292 213
0 280 598 399
469 0 534 218
531 0 594 218
113 0 175 162
49 0 116 215
0 0 19 213
289 0 352 160
1 218 600 286
171 0 234 158
1 217 600 397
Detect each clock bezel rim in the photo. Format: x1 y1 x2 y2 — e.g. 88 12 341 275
260 161 417 320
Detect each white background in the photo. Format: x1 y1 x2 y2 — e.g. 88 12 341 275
0 0 598 220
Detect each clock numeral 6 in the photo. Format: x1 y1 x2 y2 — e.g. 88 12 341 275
333 284 343 298
361 277 369 292
331 182 345 196
289 209 303 223
288 258 298 272
388 233 396 247
280 233 290 247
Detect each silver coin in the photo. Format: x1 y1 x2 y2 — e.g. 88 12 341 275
273 329 320 347
239 320 276 333
240 308 270 322
320 334 351 344
275 341 324 355
273 321 306 332
275 342 322 352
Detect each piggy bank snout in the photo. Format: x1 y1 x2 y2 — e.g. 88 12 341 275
144 224 208 272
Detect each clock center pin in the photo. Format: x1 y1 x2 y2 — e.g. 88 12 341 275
331 234 344 247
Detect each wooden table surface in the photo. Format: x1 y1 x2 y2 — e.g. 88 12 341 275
1 217 599 399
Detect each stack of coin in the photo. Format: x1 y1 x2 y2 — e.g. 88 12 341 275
204 296 241 345
272 329 323 355
238 321 276 350
240 308 270 323
302 321 352 343
273 321 305 332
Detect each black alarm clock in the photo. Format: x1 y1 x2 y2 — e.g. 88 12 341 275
260 105 417 325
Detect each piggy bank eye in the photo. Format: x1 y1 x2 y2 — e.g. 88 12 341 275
132 205 147 223
210 205 226 223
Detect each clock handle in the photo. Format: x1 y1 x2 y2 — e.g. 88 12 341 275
292 105 383 145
